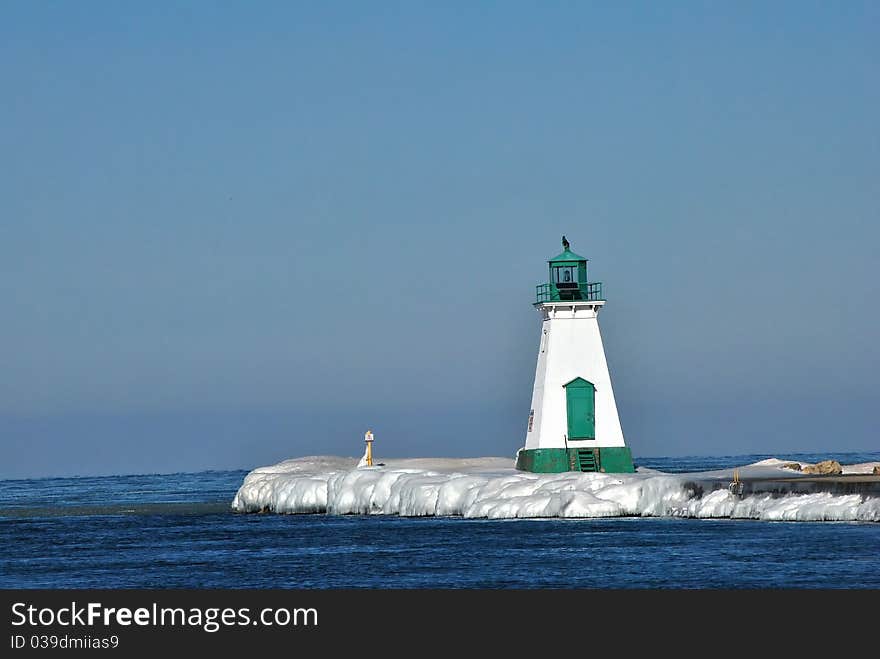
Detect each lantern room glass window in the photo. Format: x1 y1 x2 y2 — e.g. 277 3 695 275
552 266 578 286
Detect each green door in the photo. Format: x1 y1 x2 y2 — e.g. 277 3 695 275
565 378 595 440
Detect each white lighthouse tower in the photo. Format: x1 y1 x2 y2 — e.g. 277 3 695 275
515 237 634 473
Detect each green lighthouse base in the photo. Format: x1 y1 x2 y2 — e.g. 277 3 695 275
515 447 635 474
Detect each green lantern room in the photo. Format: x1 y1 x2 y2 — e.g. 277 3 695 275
536 236 604 303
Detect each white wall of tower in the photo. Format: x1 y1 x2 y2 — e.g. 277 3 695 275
524 302 626 450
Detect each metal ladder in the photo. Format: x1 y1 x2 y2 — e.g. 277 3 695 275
575 449 598 473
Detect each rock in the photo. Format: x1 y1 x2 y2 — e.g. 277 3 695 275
873 465 880 475
781 462 802 471
802 460 843 475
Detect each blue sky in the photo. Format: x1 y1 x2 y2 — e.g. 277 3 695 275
1 2 878 478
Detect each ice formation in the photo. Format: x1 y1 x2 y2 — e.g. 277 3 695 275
231 456 880 522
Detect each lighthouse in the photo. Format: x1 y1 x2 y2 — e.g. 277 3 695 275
515 237 635 474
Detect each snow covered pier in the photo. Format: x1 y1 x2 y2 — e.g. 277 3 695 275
231 456 880 522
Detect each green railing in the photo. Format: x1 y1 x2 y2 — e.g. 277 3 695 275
535 281 604 304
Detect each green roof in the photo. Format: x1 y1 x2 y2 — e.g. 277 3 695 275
549 247 587 263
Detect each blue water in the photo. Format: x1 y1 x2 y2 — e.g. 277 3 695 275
2 452 879 589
